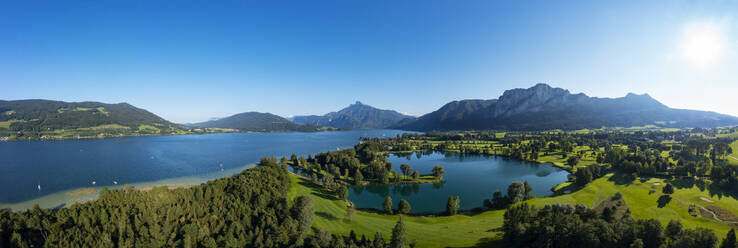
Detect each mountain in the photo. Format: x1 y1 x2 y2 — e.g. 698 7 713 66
291 101 414 129
395 84 738 131
0 99 187 140
191 112 328 132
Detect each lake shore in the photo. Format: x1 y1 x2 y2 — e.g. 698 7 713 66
0 163 257 211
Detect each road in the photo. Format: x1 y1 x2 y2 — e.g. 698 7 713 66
591 186 602 208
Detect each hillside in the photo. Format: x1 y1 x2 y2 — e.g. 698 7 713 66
291 101 414 129
0 99 189 140
191 112 331 132
395 84 738 131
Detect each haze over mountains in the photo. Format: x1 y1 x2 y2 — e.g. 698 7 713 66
395 84 738 131
3 84 738 139
189 112 329 132
290 101 415 129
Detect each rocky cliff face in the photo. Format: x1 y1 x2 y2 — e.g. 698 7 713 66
394 83 738 131
493 84 590 117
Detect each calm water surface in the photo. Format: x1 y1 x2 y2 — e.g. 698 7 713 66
348 152 569 214
0 130 408 209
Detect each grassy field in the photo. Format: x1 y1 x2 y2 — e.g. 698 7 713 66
290 173 737 247
729 140 738 165
77 124 129 131
0 119 25 129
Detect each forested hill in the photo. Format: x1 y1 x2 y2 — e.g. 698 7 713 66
291 101 414 129
190 112 332 132
0 99 188 140
395 84 738 131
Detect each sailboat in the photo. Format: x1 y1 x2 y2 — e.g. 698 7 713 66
37 184 41 191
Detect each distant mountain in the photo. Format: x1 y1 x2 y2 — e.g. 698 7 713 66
395 84 738 131
191 112 328 132
291 101 414 129
0 99 184 131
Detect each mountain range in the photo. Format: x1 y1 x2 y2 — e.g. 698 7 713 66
0 99 188 140
3 84 738 140
394 84 738 131
290 101 415 129
188 112 331 132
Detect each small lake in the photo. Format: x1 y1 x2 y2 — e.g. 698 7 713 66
348 152 569 214
0 130 408 210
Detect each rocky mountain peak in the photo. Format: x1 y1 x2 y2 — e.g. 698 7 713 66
493 84 582 117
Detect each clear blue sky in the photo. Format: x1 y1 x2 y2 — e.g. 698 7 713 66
2 1 737 123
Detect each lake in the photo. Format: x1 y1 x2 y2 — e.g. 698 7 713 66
0 130 408 210
348 151 569 214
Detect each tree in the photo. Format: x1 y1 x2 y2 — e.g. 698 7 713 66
637 219 664 248
398 199 411 214
354 168 363 184
390 217 408 248
630 239 644 248
346 207 356 221
400 164 411 179
507 181 526 204
383 196 393 214
567 156 580 168
662 183 675 195
721 229 737 248
411 170 419 180
293 196 314 234
446 196 460 216
432 165 446 179
523 181 533 200
374 232 385 248
665 220 683 239
337 185 349 200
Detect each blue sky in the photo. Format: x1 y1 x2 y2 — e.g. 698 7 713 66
2 1 737 123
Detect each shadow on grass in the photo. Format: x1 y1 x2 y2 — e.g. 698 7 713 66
457 233 505 248
297 179 338 200
657 195 672 208
608 173 636 186
315 211 338 221
665 177 738 200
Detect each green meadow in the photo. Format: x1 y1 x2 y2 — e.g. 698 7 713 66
290 173 737 247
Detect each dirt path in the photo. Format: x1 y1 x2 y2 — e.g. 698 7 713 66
729 155 738 161
592 186 602 208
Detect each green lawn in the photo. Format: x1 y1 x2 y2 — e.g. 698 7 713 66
76 124 129 130
290 173 738 247
0 119 24 129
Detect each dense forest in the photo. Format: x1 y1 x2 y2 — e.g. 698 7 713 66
0 159 400 248
502 199 733 248
0 100 191 140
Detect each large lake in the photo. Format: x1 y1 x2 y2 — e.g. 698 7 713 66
348 152 569 214
0 130 408 210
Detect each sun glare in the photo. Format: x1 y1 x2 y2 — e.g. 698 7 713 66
680 21 727 69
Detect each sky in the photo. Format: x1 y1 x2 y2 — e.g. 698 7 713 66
2 1 737 123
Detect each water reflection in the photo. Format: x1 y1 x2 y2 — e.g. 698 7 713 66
347 151 569 213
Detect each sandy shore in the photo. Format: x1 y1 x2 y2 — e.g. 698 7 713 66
0 163 256 211
135 184 196 192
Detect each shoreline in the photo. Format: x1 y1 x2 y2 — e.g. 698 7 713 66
0 128 352 142
0 163 257 211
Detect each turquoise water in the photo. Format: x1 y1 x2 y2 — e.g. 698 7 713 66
0 130 408 210
348 152 569 214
